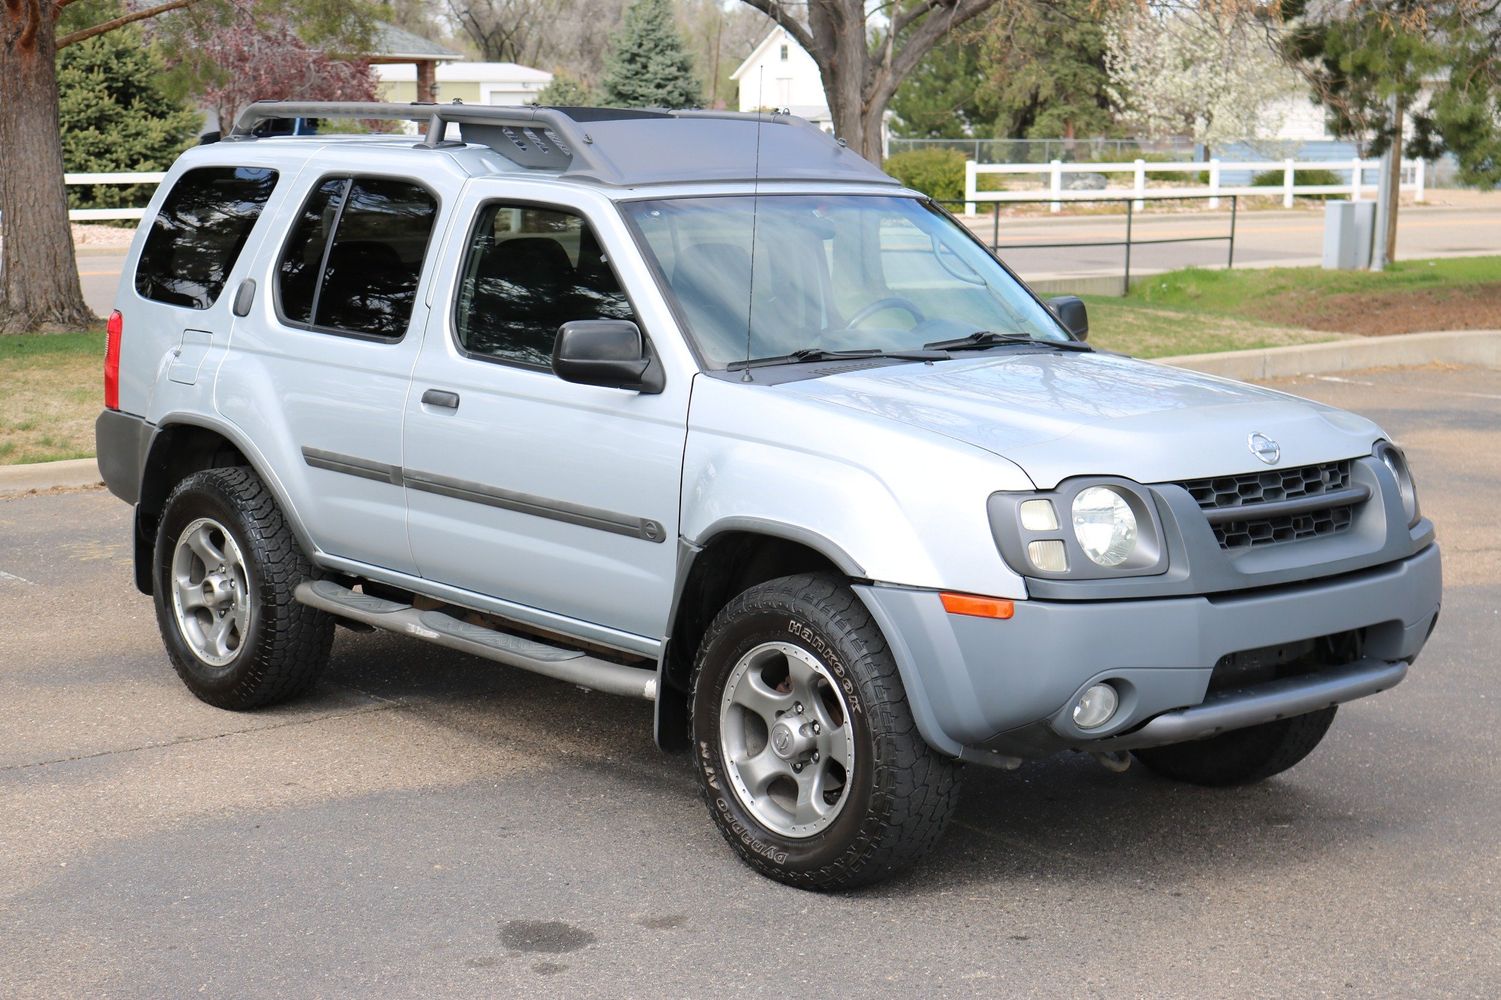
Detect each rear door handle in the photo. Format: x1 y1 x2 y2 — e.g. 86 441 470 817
421 388 460 409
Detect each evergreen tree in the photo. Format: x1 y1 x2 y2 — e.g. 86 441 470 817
888 37 989 139
1284 0 1499 188
56 25 200 213
976 0 1115 141
889 2 1115 142
599 0 702 110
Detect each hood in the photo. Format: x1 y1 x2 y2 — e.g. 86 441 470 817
778 351 1383 488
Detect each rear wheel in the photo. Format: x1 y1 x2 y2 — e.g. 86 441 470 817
1131 707 1337 787
691 573 960 890
153 467 333 709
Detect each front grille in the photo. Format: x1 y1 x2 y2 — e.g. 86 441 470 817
1174 460 1359 550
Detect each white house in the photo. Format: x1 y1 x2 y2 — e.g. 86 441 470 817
375 62 553 107
731 28 831 129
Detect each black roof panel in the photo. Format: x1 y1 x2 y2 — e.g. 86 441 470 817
229 102 898 188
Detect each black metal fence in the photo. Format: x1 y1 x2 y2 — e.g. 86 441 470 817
940 193 1240 296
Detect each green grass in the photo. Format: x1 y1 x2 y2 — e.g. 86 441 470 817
1081 298 1345 358
1124 255 1501 314
0 329 104 360
1075 255 1501 357
0 330 105 465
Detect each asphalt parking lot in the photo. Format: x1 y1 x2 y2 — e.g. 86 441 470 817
2 366 1497 998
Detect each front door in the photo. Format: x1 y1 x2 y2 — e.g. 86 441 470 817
402 188 689 648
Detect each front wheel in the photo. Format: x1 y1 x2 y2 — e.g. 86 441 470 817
1131 707 1337 787
691 573 961 890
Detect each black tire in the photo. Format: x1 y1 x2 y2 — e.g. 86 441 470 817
1132 706 1337 787
153 466 333 709
690 572 961 890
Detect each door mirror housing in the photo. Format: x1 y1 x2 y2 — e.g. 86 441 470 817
1048 295 1089 342
552 320 661 393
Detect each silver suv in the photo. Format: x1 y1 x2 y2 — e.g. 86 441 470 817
96 102 1442 889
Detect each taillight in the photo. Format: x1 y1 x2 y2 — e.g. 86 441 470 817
104 309 122 410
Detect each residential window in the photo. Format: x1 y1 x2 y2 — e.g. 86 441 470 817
779 44 789 61
135 166 278 309
454 204 635 369
276 175 437 339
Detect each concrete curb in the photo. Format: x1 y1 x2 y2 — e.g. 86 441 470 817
0 458 103 497
0 331 1494 496
1160 329 1501 380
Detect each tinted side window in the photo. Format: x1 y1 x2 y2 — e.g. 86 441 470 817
135 166 278 309
455 205 635 368
277 177 346 327
276 176 437 339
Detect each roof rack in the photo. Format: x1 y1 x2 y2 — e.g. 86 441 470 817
231 101 604 172
228 101 897 189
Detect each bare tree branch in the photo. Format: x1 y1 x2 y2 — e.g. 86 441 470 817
736 0 817 59
17 0 44 51
57 0 201 48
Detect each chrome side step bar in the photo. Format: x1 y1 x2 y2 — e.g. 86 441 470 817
294 580 657 701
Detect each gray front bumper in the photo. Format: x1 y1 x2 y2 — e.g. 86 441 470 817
854 543 1442 764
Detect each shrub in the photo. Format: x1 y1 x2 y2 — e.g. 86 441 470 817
57 25 198 212
883 148 968 203
1252 167 1344 198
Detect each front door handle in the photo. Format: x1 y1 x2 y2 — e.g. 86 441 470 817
421 388 460 409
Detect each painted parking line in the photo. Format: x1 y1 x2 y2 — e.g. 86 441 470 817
1311 374 1501 402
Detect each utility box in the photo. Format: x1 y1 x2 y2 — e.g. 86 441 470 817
1323 201 1375 269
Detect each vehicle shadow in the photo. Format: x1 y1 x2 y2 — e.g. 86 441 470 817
321 629 1420 897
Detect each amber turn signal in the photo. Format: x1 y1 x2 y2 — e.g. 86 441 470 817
939 592 1015 619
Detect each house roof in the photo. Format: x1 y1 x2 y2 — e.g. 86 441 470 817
365 21 464 62
731 27 802 83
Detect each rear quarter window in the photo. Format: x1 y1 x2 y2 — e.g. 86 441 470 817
276 176 438 340
134 166 279 309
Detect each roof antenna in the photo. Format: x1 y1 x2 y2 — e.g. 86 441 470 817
741 69 767 383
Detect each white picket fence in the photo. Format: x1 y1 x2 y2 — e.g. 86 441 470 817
963 157 1427 214
63 171 166 222
65 159 1431 222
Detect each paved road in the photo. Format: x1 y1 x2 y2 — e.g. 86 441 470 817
2 368 1498 998
968 202 1501 282
73 201 1501 316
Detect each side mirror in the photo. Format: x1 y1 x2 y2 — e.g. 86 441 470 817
552 320 658 392
1048 295 1089 342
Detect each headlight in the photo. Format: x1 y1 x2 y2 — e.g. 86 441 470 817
1071 486 1139 566
1375 441 1419 526
988 479 1167 580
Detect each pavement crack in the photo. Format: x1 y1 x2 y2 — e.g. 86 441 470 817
1 703 396 773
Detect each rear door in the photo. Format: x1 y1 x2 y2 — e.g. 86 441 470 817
125 165 282 419
217 171 446 575
401 185 690 647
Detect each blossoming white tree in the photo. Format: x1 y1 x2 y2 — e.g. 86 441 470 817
1105 3 1305 155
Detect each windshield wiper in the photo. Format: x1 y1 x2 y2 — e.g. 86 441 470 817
727 347 952 371
923 331 1093 352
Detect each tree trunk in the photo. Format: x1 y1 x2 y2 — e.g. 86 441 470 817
809 2 882 162
1383 96 1403 265
0 5 97 333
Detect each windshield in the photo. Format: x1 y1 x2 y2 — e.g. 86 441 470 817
621 194 1069 369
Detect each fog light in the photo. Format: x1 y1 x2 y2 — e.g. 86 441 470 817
1027 539 1068 572
1072 683 1119 730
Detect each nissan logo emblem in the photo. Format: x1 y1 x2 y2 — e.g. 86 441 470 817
1248 432 1281 465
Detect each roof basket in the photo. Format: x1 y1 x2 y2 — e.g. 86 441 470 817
229 101 898 189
